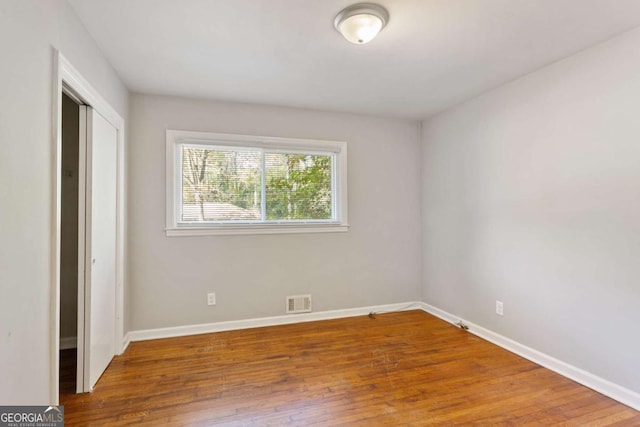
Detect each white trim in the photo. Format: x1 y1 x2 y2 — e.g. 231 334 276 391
416 302 459 324
168 130 345 153
60 336 77 350
121 332 131 353
128 302 419 342
165 223 349 236
165 129 348 236
50 50 63 406
51 50 127 403
417 302 640 411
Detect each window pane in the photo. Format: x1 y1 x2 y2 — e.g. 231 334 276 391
265 153 333 220
181 147 261 222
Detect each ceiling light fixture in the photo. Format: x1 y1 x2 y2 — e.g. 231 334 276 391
334 3 389 45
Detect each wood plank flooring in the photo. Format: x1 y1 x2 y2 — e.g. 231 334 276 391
60 310 640 426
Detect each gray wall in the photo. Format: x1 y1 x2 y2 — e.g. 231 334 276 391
60 94 79 341
0 0 129 404
421 27 640 393
128 94 422 330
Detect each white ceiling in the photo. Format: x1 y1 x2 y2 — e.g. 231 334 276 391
68 0 640 119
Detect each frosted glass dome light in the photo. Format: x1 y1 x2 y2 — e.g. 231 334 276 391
334 3 389 45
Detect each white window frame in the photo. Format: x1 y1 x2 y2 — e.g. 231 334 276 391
166 130 348 236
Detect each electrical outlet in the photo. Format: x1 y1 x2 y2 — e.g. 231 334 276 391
496 300 504 316
207 292 216 306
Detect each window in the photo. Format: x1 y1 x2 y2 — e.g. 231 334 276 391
166 130 348 236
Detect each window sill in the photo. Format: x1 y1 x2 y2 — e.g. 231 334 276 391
165 223 349 237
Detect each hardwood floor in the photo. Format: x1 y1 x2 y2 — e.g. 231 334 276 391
60 310 639 426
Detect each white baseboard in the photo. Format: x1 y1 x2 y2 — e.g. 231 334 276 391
128 301 421 343
120 332 131 354
59 336 77 350
417 302 640 411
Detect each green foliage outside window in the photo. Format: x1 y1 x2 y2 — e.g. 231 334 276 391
182 147 332 222
266 153 332 220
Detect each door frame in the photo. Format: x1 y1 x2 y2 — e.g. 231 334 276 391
51 51 126 403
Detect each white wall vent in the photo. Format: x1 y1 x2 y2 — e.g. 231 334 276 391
286 294 312 314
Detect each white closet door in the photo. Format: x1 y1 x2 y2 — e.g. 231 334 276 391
84 107 117 390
